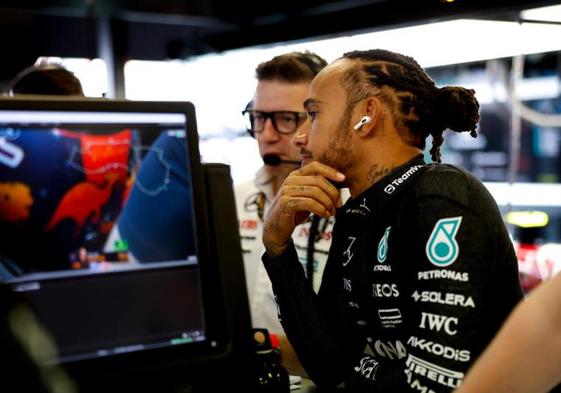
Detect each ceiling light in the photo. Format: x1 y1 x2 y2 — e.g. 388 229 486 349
521 4 561 23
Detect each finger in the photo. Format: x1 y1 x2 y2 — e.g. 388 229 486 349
279 195 334 218
282 184 337 214
296 161 345 184
284 175 340 205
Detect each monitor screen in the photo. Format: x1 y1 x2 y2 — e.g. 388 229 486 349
0 97 245 384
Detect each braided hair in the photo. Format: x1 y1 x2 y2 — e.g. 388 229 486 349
341 49 480 162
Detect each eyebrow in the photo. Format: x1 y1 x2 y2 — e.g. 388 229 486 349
303 98 322 111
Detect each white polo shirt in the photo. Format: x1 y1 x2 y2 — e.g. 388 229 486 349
234 166 337 334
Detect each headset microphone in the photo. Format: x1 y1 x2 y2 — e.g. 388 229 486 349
353 115 372 130
263 154 300 167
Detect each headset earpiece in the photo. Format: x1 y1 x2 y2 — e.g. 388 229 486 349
353 115 372 130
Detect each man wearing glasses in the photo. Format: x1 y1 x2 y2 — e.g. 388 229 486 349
235 51 335 336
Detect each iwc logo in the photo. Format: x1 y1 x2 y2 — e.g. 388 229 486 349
426 217 462 267
377 226 391 263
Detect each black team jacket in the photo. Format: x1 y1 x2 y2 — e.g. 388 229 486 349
263 154 524 392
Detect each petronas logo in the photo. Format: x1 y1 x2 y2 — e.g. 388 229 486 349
426 217 462 267
377 226 391 263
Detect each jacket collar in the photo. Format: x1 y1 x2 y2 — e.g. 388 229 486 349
340 154 427 219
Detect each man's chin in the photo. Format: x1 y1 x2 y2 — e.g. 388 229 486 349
316 158 349 189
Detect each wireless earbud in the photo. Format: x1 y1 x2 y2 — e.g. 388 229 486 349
353 115 372 130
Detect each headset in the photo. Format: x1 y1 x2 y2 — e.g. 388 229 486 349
353 115 372 130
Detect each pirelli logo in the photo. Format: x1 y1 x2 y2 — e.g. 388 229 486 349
406 354 464 388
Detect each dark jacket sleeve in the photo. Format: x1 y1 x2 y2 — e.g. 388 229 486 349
262 242 360 388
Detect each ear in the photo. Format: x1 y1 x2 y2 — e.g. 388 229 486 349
353 97 382 137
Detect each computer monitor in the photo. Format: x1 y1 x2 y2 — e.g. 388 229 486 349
0 97 252 391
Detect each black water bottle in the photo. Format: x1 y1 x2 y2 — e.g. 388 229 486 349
253 329 289 393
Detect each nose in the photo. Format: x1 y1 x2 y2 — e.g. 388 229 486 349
292 129 308 148
292 116 310 147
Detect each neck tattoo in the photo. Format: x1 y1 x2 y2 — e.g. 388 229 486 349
367 164 392 185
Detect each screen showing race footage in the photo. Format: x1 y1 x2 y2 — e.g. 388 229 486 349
0 111 198 280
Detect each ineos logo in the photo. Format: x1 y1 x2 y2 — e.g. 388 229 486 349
372 283 399 297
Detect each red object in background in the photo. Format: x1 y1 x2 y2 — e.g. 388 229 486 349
269 333 280 350
56 128 132 186
79 129 132 186
45 173 121 237
515 241 561 294
516 243 542 294
45 129 133 236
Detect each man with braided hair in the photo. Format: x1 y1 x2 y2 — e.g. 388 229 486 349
261 49 523 392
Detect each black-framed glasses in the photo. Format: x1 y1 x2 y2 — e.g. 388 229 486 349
242 110 307 137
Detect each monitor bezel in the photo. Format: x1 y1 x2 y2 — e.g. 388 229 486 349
0 96 235 381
